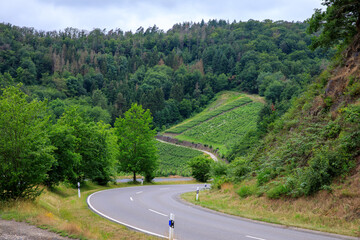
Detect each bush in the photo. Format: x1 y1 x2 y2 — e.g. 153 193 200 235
188 155 212 182
211 161 228 177
266 183 289 199
228 157 251 181
211 176 229 190
257 167 277 186
237 185 254 198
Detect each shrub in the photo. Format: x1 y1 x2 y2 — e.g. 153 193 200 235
257 167 276 186
237 185 254 198
211 161 228 177
228 157 251 181
266 183 289 199
211 176 229 190
188 155 212 182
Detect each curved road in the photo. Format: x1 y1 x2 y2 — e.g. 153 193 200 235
87 184 355 240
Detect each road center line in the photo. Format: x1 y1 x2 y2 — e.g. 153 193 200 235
130 197 133 201
246 235 266 240
148 209 168 217
160 187 170 190
136 191 143 194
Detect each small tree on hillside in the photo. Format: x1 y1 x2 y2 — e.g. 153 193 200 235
114 103 157 182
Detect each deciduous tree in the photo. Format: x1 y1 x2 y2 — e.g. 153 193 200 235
0 85 54 199
115 103 157 182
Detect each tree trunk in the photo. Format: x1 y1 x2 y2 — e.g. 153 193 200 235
133 171 136 182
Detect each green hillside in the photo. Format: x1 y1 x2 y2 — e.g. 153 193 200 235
164 91 264 156
156 141 203 177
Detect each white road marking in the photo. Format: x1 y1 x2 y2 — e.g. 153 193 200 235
136 191 143 194
130 197 133 201
246 235 266 240
87 191 167 239
148 209 168 217
160 187 170 190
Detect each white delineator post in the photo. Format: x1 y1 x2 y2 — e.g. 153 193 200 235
196 187 199 201
169 213 175 240
78 182 81 198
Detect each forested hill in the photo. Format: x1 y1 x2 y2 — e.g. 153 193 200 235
0 20 332 127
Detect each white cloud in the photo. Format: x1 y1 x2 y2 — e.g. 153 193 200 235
0 0 324 32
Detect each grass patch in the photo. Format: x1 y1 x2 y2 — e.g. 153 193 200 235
0 182 158 240
181 183 360 237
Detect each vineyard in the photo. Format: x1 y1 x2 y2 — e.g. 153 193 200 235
175 101 264 156
156 141 203 177
165 92 252 134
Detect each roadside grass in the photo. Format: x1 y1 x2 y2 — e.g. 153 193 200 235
182 181 360 237
0 182 158 240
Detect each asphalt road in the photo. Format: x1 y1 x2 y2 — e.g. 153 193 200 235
116 177 193 183
87 184 356 240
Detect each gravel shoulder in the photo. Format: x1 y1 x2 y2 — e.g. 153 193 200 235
0 219 73 240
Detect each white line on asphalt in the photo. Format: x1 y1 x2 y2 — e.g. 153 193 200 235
148 209 168 217
160 187 170 190
87 191 167 239
246 235 266 240
130 197 133 201
136 191 143 194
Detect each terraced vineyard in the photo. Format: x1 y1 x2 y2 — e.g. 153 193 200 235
166 92 252 134
164 91 264 157
176 101 263 155
156 141 203 177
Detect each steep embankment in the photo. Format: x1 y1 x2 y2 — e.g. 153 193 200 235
187 36 360 237
162 91 264 157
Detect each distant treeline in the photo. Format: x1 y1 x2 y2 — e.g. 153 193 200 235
0 20 333 131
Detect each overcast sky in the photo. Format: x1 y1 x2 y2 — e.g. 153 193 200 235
0 0 324 32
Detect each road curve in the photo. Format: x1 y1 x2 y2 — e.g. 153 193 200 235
87 184 355 240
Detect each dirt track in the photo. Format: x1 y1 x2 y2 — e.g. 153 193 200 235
0 219 73 240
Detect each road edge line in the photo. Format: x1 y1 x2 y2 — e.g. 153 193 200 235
87 190 168 239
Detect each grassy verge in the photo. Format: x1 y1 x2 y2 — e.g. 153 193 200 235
182 182 360 237
0 182 159 240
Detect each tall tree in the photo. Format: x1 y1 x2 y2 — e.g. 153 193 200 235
114 103 157 182
307 0 360 49
0 85 54 200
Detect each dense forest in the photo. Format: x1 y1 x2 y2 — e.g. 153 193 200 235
0 18 336 199
0 20 333 131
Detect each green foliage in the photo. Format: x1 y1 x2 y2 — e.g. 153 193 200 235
178 101 263 155
345 76 360 96
228 157 251 181
237 185 254 198
115 103 157 182
188 155 212 182
156 141 202 177
211 161 228 178
0 20 331 128
307 0 360 50
54 107 118 185
266 183 289 199
0 85 54 200
167 96 252 134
